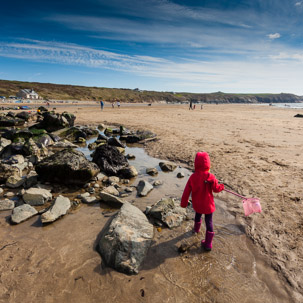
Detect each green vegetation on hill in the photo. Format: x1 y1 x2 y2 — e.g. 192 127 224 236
0 79 302 103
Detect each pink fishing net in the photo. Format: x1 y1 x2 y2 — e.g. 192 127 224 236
242 198 262 216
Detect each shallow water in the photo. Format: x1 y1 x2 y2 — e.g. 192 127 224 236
0 135 293 303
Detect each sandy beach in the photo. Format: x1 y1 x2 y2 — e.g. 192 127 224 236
72 103 303 297
1 103 303 302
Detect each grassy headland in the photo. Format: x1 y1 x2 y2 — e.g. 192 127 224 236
0 79 302 103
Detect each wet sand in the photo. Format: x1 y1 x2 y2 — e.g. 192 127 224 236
1 103 303 302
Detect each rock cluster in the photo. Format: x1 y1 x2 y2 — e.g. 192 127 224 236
0 109 188 275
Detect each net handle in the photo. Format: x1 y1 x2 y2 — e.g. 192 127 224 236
224 188 247 199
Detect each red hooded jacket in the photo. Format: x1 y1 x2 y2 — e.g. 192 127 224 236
181 152 224 214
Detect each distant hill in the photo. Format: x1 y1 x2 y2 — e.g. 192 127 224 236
0 79 302 104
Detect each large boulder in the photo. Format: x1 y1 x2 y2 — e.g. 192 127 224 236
41 195 71 223
92 144 128 176
35 149 100 185
98 202 154 274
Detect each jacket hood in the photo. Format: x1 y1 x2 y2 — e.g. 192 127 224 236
194 152 211 171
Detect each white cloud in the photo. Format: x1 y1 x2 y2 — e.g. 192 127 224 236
267 33 281 39
2 39 303 94
295 1 302 6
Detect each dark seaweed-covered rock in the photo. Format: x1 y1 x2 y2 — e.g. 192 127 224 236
92 144 128 176
294 114 303 118
35 111 75 132
16 111 31 121
108 137 125 148
0 116 25 127
35 149 100 185
58 126 98 141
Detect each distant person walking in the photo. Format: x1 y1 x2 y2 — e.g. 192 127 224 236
117 101 120 108
100 99 104 111
189 100 193 110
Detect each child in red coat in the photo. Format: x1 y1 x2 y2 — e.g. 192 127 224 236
181 152 224 251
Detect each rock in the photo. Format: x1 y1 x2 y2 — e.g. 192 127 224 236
108 176 120 184
0 116 25 127
0 199 15 211
126 154 136 160
23 188 52 206
4 192 15 198
77 192 90 199
12 130 33 142
294 114 303 118
0 137 11 153
92 144 128 176
116 147 125 154
11 204 38 224
137 180 153 197
6 175 25 188
81 195 98 204
119 166 138 179
24 170 38 188
96 173 107 181
177 172 185 178
0 163 20 183
97 133 108 141
0 188 3 195
16 111 31 121
98 202 154 275
102 186 120 196
146 168 158 176
99 192 125 208
147 198 188 229
41 195 71 223
35 111 75 132
51 140 78 149
22 138 42 158
35 149 100 185
108 137 125 148
34 134 54 147
77 137 86 143
159 162 177 172
124 187 133 193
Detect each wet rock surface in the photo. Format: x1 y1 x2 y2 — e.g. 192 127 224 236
41 195 71 223
98 202 154 275
11 204 38 224
137 180 153 197
92 144 128 176
36 149 100 185
146 198 188 228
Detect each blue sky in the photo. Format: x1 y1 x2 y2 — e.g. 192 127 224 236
1 0 303 94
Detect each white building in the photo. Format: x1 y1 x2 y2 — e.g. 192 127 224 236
17 89 40 100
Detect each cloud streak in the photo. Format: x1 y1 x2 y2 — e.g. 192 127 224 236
1 39 303 94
